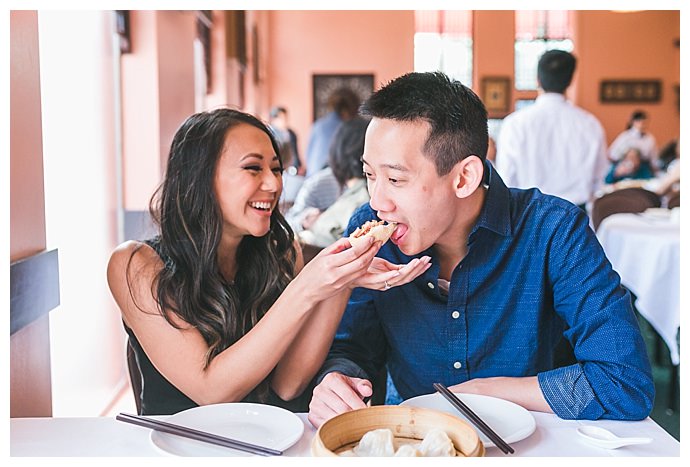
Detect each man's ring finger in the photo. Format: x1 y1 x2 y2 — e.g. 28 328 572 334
383 280 391 291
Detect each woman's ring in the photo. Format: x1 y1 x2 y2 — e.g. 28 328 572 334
383 280 391 291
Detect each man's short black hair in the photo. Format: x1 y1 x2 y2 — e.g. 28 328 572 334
361 71 488 176
537 50 576 94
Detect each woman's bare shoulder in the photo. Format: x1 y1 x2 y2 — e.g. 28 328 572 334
108 240 160 273
107 241 162 305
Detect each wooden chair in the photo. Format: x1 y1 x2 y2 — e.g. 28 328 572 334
126 338 143 414
667 191 680 209
300 242 324 264
591 187 661 231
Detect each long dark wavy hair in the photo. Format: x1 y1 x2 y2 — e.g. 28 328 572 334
128 108 297 401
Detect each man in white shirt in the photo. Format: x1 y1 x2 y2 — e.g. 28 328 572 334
496 50 608 210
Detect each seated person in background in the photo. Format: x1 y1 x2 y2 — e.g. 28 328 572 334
608 110 658 166
107 108 427 415
284 163 342 234
299 117 371 248
308 71 654 428
604 148 654 184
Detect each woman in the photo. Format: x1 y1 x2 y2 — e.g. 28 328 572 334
608 110 658 166
107 109 428 415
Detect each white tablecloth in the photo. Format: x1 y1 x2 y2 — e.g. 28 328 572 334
10 412 679 457
596 211 680 364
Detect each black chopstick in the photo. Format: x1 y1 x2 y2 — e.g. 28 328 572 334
432 383 514 455
116 412 283 456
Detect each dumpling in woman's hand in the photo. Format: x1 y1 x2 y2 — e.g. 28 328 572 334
419 428 456 457
353 428 396 457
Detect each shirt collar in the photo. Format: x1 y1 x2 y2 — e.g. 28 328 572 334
536 93 566 104
472 160 512 237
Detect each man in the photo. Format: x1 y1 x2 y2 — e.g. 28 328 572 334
496 50 609 210
269 106 303 175
305 87 360 177
307 71 653 428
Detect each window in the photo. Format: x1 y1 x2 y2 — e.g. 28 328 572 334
414 11 473 88
515 99 536 111
515 11 573 90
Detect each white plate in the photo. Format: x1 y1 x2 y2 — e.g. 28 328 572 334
643 207 671 218
400 393 536 448
150 403 304 456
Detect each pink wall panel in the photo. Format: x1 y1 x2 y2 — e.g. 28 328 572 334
10 10 47 261
266 11 415 156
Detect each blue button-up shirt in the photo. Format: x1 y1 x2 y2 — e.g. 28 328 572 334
321 163 654 420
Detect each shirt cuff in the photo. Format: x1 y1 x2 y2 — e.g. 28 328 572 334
316 358 371 385
537 364 605 420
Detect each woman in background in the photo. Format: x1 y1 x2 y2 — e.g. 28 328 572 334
107 108 427 415
298 117 371 248
608 110 658 167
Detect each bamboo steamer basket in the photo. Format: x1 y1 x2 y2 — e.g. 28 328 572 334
311 405 485 457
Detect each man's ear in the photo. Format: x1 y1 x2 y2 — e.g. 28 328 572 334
451 155 484 199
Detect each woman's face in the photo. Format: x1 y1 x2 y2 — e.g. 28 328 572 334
632 117 648 133
214 123 283 240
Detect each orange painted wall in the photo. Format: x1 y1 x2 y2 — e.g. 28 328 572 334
121 10 680 209
473 10 515 90
573 10 680 147
265 10 415 157
265 10 679 152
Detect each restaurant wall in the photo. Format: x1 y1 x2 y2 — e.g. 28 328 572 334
10 10 53 417
265 10 679 151
121 10 196 212
573 10 680 148
265 10 415 157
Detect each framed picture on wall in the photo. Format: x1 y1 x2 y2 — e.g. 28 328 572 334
312 74 375 121
481 77 511 118
599 80 662 103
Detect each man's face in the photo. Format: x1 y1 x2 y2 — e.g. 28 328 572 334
362 118 462 256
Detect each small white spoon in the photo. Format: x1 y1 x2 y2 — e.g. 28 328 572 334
576 426 652 449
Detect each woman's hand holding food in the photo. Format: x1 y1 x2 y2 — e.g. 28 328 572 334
297 236 380 305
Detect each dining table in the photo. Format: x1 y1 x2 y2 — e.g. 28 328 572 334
10 411 679 457
596 209 680 365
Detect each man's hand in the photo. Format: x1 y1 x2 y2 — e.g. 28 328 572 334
308 372 373 428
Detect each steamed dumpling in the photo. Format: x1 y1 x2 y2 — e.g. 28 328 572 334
394 444 423 456
419 428 456 457
353 428 396 457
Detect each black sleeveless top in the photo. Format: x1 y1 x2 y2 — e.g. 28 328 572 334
125 237 312 415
